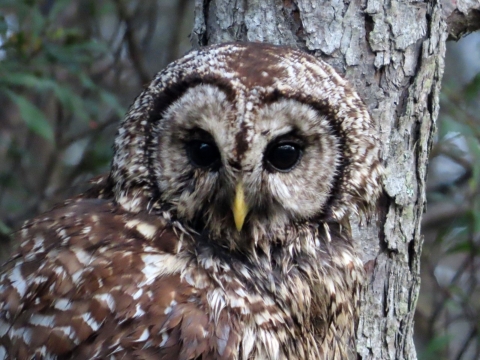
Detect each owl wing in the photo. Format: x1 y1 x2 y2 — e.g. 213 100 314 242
0 198 234 359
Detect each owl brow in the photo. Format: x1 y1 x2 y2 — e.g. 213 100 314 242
149 74 236 124
268 130 305 147
261 90 344 149
260 89 331 115
185 127 216 142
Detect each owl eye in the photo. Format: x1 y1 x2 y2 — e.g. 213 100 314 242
265 142 303 172
186 140 221 169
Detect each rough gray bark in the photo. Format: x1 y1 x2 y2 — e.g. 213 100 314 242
189 0 479 359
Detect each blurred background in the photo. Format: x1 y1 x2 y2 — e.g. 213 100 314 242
0 1 478 359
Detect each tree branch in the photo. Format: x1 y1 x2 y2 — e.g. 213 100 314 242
114 0 151 85
442 0 480 40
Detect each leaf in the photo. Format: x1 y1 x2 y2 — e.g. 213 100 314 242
2 89 54 142
418 334 451 360
46 0 72 23
464 72 480 102
0 220 11 236
0 14 8 36
440 117 472 139
51 83 90 122
99 90 125 117
0 72 53 89
0 72 91 122
447 240 480 255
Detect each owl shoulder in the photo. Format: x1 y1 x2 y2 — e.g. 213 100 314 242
0 196 216 358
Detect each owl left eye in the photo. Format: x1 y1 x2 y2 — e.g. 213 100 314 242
265 142 303 172
186 140 221 170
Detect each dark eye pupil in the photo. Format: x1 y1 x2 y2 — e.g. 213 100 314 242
187 140 220 169
266 143 302 172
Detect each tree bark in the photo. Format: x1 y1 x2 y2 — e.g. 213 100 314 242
189 0 474 358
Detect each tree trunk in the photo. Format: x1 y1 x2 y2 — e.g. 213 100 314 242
190 0 478 358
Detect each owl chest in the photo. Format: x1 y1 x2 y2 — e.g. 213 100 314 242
178 261 318 359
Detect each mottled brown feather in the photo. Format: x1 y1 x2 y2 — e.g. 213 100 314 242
0 43 383 359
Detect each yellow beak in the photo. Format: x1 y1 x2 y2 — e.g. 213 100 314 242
232 182 249 231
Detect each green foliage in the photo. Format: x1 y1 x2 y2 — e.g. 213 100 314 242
419 45 480 359
419 334 451 360
0 0 124 137
0 0 128 241
3 89 54 141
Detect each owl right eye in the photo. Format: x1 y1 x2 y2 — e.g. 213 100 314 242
265 140 303 173
186 140 221 170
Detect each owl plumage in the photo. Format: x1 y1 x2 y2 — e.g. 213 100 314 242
0 43 382 359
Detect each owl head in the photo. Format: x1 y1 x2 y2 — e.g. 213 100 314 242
111 43 382 250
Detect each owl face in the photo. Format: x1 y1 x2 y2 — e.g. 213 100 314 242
112 42 382 248
155 84 341 243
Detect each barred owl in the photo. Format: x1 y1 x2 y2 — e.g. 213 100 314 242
0 42 382 359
